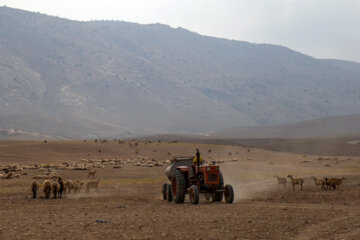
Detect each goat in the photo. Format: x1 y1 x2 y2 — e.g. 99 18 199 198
51 182 60 198
58 177 64 198
31 180 39 198
275 176 287 187
43 180 52 199
87 170 96 178
86 180 100 193
313 176 326 190
287 175 304 190
325 177 345 190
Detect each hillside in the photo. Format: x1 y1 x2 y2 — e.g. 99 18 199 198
212 114 360 138
1 7 360 139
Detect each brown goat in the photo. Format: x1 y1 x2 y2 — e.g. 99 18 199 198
31 180 39 198
43 180 52 199
275 176 287 187
325 177 345 190
86 180 100 193
87 170 96 178
58 177 64 198
287 175 304 190
313 176 326 190
52 182 60 198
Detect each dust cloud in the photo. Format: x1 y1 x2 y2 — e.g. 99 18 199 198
222 169 277 202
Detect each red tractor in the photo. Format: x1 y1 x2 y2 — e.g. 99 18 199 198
162 156 234 204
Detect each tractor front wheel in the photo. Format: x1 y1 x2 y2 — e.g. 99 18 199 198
189 185 199 204
162 183 168 200
224 184 234 203
167 184 173 202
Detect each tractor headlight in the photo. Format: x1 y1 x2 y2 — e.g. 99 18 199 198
206 167 211 171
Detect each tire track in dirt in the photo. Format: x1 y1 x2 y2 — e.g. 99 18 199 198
294 210 360 240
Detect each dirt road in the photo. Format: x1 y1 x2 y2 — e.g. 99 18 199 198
0 140 359 240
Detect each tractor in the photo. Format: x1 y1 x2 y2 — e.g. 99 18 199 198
161 155 234 204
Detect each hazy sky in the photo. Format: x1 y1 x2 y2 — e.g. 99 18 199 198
2 0 360 62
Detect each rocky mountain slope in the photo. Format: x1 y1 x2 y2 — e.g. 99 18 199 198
211 114 360 138
1 7 360 139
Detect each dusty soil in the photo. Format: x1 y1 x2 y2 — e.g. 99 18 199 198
145 135 360 156
0 140 360 240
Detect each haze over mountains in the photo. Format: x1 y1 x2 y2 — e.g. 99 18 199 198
1 7 360 139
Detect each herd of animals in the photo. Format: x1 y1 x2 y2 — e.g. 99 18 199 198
31 170 100 199
275 175 346 190
0 139 349 198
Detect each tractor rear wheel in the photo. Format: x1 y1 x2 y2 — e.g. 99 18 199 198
167 184 172 202
212 172 224 202
189 185 199 204
172 170 186 203
162 183 168 200
224 184 234 203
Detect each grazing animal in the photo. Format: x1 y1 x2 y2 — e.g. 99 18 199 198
52 182 60 198
64 180 78 193
87 170 96 178
31 180 39 198
326 177 345 190
313 176 326 190
58 177 64 198
1 172 14 179
33 174 57 180
64 180 72 193
275 176 287 186
75 180 84 193
64 180 84 194
43 180 52 199
86 180 100 193
287 175 304 190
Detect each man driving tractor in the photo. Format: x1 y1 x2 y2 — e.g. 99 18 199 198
162 148 234 204
192 148 203 176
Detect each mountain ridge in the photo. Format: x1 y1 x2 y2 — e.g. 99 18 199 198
1 6 360 139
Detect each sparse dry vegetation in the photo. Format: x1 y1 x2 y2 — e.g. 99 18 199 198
0 140 359 240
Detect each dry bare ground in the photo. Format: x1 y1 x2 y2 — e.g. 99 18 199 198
0 140 359 240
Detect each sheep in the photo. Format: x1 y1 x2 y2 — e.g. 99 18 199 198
275 176 287 187
52 181 60 198
58 177 64 198
325 177 345 190
64 180 75 193
31 180 39 198
313 176 326 190
287 175 304 190
87 170 96 178
33 175 55 180
86 180 100 193
64 180 72 193
64 180 83 194
75 180 84 193
1 172 13 179
43 180 52 199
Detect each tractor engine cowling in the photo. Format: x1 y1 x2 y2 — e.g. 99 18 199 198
200 165 220 185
